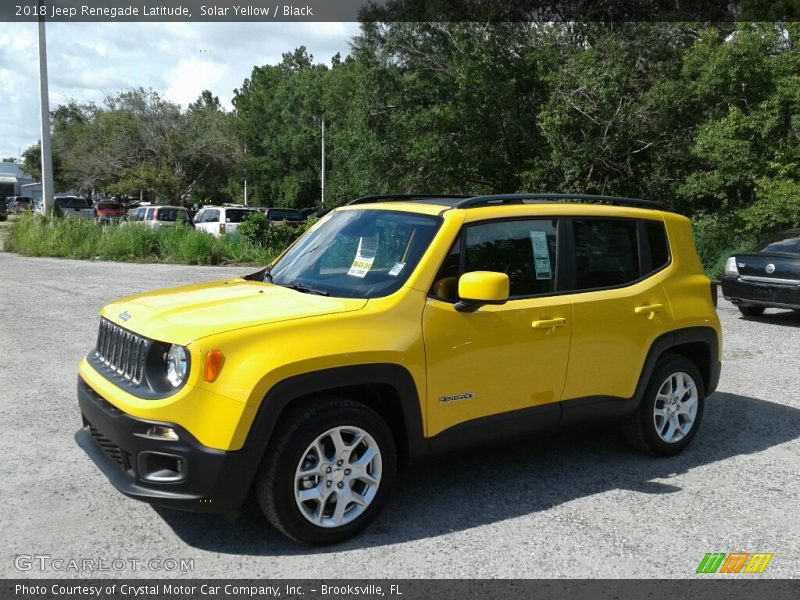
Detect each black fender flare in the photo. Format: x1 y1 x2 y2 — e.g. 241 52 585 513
244 363 427 466
632 326 721 406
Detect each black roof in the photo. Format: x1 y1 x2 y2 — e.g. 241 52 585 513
347 193 665 210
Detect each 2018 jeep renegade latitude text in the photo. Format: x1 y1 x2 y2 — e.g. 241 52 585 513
75 193 722 545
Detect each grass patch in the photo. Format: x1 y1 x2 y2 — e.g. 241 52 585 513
5 212 276 266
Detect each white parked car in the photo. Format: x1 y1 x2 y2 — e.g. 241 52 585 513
124 205 192 228
54 196 94 219
193 205 261 237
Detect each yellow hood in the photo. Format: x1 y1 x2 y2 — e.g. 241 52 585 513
100 278 367 346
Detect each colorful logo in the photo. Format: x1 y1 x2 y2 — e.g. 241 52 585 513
696 552 773 574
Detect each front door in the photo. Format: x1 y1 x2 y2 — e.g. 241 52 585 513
423 218 572 437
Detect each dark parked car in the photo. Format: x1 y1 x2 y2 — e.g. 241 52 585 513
721 229 800 316
264 207 305 228
6 196 33 213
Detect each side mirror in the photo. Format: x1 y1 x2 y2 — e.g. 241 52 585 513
455 271 510 312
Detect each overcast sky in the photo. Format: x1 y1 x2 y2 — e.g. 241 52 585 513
0 22 360 159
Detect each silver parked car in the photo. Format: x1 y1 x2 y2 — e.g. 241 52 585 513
54 196 95 219
123 205 192 228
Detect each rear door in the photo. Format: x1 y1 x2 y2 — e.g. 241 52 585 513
562 218 673 409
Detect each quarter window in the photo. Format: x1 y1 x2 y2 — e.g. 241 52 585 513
645 220 670 270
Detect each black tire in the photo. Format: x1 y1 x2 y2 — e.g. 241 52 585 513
738 305 765 317
625 355 705 456
255 396 396 545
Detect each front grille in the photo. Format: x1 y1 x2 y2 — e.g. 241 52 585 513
95 319 149 385
89 424 133 473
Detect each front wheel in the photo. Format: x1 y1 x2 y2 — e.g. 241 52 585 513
625 355 705 456
255 397 396 545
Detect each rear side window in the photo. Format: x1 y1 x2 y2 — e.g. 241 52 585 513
226 209 258 223
158 208 186 221
573 219 640 290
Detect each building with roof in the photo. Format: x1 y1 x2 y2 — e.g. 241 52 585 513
0 159 36 198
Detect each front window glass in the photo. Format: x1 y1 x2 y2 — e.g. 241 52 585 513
465 219 558 297
269 209 442 298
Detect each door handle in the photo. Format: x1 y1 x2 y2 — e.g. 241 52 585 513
634 303 664 319
531 317 567 329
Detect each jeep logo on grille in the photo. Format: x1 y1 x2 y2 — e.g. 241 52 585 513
119 311 131 322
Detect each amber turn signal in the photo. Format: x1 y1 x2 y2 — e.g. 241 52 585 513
204 349 224 382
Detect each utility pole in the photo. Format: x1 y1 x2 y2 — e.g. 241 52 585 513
37 0 55 211
320 116 326 207
243 143 248 206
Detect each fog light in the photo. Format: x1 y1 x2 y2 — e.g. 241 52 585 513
146 426 179 441
139 452 185 483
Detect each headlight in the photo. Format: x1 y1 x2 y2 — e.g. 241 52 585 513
724 256 739 277
165 345 188 388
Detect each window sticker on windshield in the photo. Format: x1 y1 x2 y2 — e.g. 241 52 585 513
530 230 553 280
388 262 405 277
348 236 378 278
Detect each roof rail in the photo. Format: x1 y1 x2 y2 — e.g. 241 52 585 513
453 193 665 210
347 193 471 206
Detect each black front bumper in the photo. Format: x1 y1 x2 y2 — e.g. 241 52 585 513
75 377 260 514
721 277 800 310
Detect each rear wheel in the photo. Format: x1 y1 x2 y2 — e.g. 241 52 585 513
625 355 705 456
738 305 765 317
255 397 396 545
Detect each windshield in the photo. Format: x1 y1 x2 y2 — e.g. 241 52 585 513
269 209 442 298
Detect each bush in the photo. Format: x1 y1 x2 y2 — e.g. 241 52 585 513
5 211 275 266
238 212 313 256
692 212 761 280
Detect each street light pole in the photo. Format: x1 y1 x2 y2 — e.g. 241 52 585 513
320 116 326 207
243 143 248 207
37 1 55 211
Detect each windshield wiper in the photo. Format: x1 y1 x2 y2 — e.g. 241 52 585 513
279 282 329 296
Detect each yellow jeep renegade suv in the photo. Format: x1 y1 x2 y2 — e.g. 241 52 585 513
75 193 722 545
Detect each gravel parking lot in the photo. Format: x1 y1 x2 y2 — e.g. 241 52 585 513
1 253 798 579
